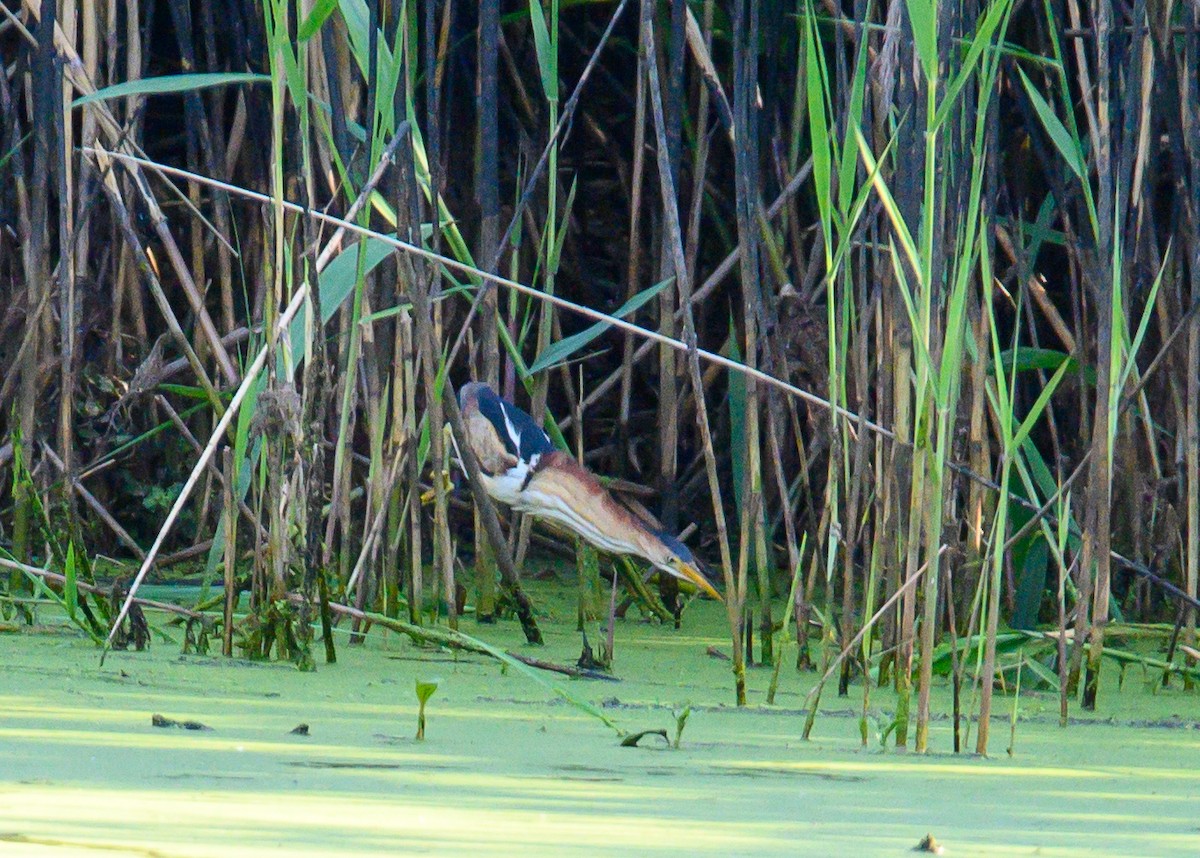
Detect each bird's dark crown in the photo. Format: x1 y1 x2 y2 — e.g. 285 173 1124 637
654 529 695 563
654 528 721 590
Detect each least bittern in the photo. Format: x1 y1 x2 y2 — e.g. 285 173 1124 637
456 382 721 601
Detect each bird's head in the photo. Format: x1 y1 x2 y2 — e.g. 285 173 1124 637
645 529 723 602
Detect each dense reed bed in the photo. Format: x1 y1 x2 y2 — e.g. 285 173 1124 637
1 0 1198 757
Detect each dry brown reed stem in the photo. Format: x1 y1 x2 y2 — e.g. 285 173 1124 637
0 74 28 347
413 289 456 631
400 311 424 626
1077 0 1116 714
682 0 716 289
652 8 683 617
11 0 55 569
381 306 410 622
475 0 502 619
1188 310 1199 652
156 328 252 383
420 0 456 633
617 29 647 469
55 0 80 546
683 3 732 143
157 540 215 567
840 319 876 699
765 395 804 624
221 447 235 659
318 598 594 679
1182 1 1200 663
0 286 55 411
144 216 240 385
994 226 1075 351
640 0 740 701
731 0 771 663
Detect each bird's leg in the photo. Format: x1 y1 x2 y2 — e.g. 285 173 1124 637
420 423 459 505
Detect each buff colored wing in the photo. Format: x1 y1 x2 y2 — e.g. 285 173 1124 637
516 453 650 556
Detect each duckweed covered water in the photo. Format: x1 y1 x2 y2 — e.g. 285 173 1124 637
1 588 1197 856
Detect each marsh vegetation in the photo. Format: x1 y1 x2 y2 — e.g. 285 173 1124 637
1 1 1199 839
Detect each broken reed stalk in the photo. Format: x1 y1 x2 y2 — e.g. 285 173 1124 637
319 598 622 739
40 443 145 561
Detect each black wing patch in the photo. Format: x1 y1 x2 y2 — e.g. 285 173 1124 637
474 385 555 461
502 400 555 460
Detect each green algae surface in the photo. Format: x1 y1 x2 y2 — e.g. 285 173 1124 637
2 589 1198 856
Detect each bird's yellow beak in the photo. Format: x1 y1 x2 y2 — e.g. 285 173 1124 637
674 560 723 602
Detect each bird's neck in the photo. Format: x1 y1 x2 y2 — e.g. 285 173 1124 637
627 517 667 565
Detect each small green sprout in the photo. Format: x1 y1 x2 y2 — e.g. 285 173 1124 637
415 677 440 741
672 705 692 749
